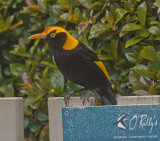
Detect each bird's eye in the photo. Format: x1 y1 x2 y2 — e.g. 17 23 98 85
50 33 56 38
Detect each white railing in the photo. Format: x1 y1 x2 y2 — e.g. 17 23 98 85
0 97 24 141
1 96 160 141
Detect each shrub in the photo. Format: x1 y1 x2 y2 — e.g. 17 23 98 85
1 0 160 140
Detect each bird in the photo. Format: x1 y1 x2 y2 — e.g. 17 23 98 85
113 114 127 130
28 26 116 105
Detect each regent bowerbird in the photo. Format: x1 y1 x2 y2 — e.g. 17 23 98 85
28 26 116 105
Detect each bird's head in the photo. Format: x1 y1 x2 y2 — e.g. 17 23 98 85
28 26 78 50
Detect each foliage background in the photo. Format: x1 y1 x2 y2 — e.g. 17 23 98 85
1 0 160 140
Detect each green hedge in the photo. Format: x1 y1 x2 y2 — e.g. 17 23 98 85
1 0 160 140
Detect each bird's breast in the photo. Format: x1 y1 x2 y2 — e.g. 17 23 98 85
53 49 98 88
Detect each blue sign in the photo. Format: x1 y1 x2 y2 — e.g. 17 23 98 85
62 105 160 141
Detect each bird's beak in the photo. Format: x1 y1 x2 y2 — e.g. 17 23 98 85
28 33 45 39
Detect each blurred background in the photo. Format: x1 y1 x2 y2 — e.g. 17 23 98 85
1 0 160 140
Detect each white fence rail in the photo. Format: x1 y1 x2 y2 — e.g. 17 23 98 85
1 96 160 140
118 95 160 105
48 97 95 141
0 97 24 141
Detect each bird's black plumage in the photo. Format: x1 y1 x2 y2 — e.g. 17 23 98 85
29 27 116 105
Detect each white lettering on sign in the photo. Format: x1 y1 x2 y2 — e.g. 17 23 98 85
129 114 158 134
129 114 138 131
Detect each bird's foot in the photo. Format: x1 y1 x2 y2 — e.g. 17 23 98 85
64 91 75 107
80 88 98 106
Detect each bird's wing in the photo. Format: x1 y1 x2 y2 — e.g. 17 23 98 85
76 43 110 82
75 43 116 105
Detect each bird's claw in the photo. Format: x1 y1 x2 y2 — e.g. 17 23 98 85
64 91 75 106
80 88 97 106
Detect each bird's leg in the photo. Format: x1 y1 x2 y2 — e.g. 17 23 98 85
64 88 87 106
81 88 98 106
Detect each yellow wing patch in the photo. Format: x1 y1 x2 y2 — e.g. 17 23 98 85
94 61 110 82
42 26 78 50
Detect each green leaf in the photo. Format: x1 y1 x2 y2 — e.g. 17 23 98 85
130 15 138 22
140 77 154 87
129 70 141 86
6 15 14 28
134 70 155 79
97 55 114 60
79 0 92 8
110 38 118 58
29 121 42 133
125 36 143 48
67 80 84 92
106 10 114 26
149 35 160 40
115 8 127 24
133 90 149 96
119 31 128 38
45 15 59 27
154 0 160 8
24 92 44 107
47 70 64 90
10 20 23 29
77 33 89 47
133 65 155 79
114 59 126 70
10 63 25 77
130 85 145 90
10 50 30 57
125 53 143 63
4 67 11 76
157 71 160 79
37 112 48 121
0 65 3 80
0 14 7 31
89 1 101 9
133 64 148 70
3 48 17 62
39 124 49 140
59 13 70 21
72 8 82 22
122 23 142 31
137 2 147 26
30 39 40 55
155 82 160 88
68 0 78 7
89 23 111 39
5 83 14 97
41 61 57 68
148 26 160 35
24 116 30 129
149 61 160 72
140 28 150 37
150 21 160 25
42 67 49 89
140 46 157 61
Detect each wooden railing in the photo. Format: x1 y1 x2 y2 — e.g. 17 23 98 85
1 96 160 141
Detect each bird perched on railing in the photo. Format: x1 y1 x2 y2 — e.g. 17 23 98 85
28 26 116 105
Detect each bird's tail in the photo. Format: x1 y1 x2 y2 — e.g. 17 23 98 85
98 85 116 105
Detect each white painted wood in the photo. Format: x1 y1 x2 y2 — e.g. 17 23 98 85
117 95 160 105
48 97 95 141
0 97 24 141
49 96 160 141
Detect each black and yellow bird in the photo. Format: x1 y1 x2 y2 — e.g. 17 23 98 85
28 27 116 105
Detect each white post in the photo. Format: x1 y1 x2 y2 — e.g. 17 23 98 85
117 95 160 105
0 97 24 141
48 97 95 141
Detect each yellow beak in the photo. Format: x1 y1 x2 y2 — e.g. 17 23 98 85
28 33 45 39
